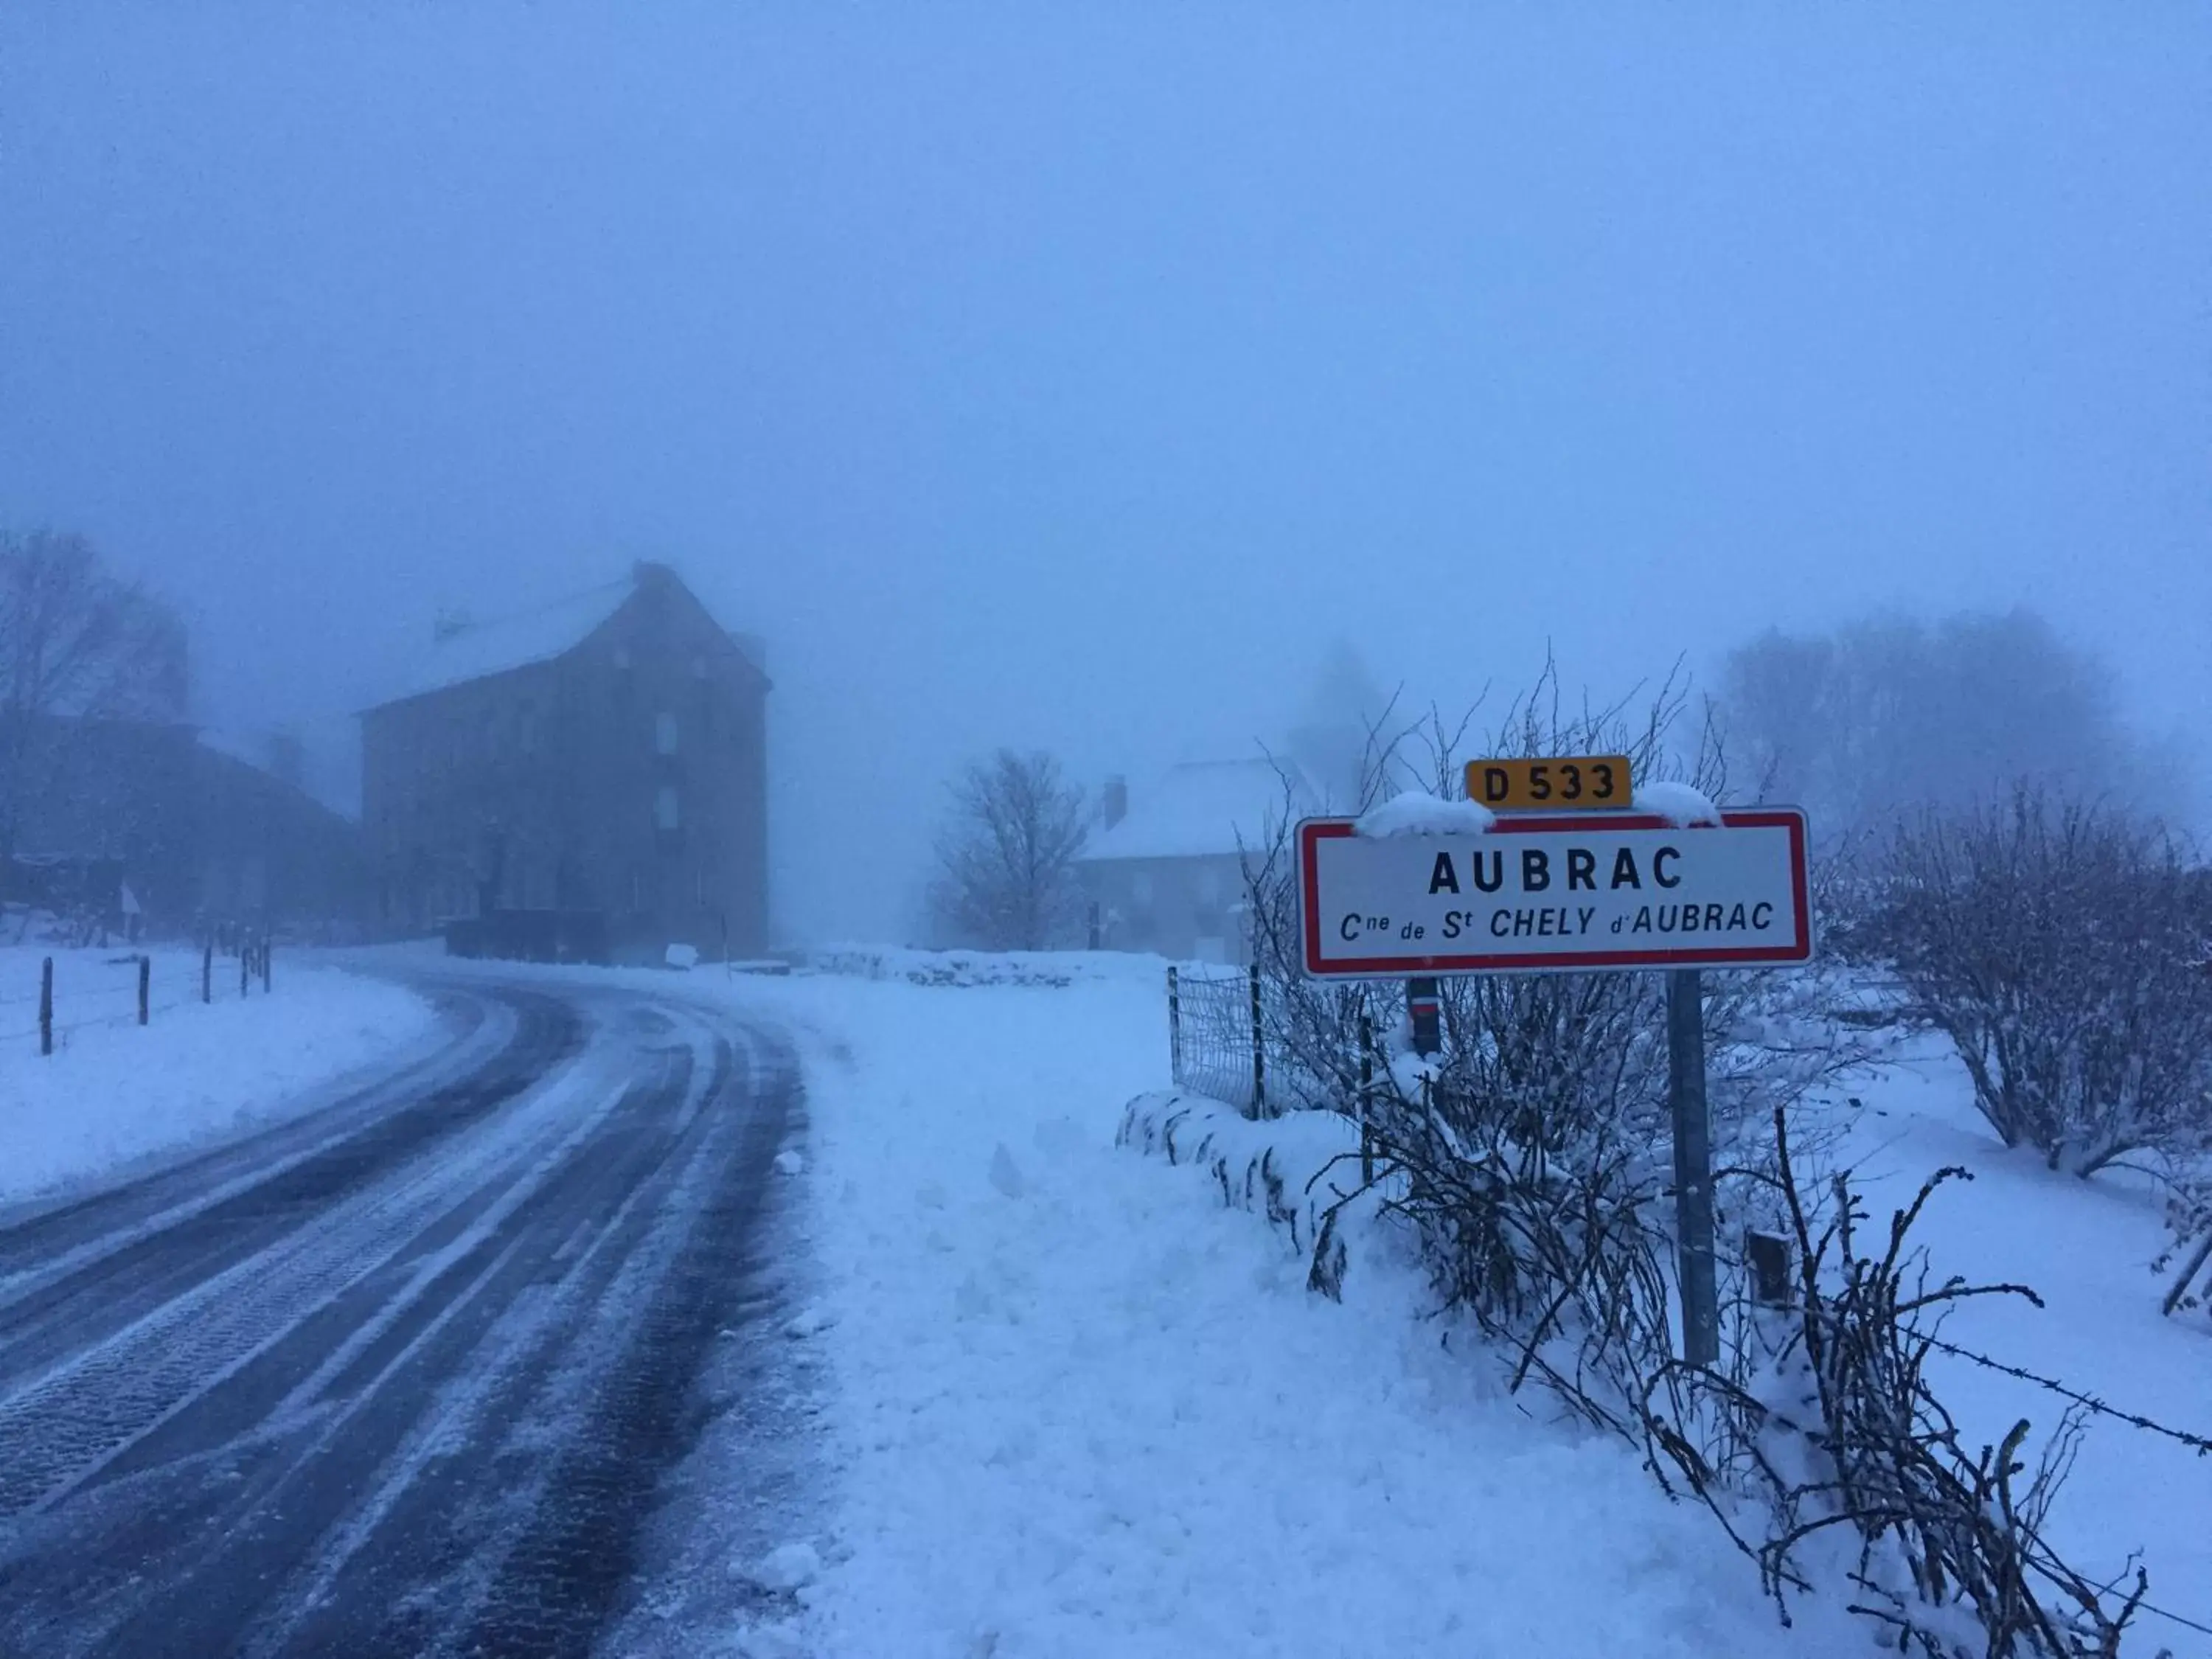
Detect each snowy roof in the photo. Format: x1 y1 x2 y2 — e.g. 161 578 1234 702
1079 758 1316 863
386 577 636 706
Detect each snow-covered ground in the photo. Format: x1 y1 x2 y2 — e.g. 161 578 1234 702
686 954 1870 1658
672 951 2209 1659
289 945 2207 1655
1834 1038 2212 1655
0 944 438 1205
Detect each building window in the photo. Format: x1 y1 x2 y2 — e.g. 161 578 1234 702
655 785 681 830
655 711 678 755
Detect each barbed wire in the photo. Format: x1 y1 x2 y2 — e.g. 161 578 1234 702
1919 1331 2212 1458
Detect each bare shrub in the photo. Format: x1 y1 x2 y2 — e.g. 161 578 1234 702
1870 790 2212 1177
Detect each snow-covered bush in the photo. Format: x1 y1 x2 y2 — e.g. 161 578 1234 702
1869 789 2212 1178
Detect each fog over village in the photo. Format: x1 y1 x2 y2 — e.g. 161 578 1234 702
1 9 2208 1659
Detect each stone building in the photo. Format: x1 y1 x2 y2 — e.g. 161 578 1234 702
359 562 770 961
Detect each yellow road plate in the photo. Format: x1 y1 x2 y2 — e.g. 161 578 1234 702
1464 755 1632 811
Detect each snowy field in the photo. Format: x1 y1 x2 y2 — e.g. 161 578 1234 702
660 950 2211 1659
1835 1040 2212 1653
0 944 438 1206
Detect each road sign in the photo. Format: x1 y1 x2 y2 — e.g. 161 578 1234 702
1464 754 1631 811
1297 808 1811 978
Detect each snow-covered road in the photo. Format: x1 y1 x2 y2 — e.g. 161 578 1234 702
0 969 804 1658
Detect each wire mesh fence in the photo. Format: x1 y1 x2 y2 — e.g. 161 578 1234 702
1166 965 1344 1119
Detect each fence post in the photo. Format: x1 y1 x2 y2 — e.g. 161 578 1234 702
1358 1013 1374 1184
262 939 272 993
203 943 213 1004
1667 968 1719 1369
40 956 53 1057
1166 966 1181 1082
138 954 150 1026
1248 963 1266 1119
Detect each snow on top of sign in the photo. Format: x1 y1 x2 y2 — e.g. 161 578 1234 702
1354 791 1497 838
1633 779 1722 827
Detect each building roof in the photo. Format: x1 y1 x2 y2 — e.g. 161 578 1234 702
393 577 636 704
368 563 763 712
1079 757 1317 863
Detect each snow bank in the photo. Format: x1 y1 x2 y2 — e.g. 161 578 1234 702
1354 789 1497 837
800 945 1145 990
1633 779 1722 825
1116 1091 1366 1270
0 945 437 1204
755 956 1863 1658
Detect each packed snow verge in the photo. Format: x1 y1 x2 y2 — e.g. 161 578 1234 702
772 954 1865 1658
1633 779 1723 825
0 945 438 1204
1116 1091 1377 1297
1354 789 1497 837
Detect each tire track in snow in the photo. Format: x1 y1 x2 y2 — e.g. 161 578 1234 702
0 978 799 1659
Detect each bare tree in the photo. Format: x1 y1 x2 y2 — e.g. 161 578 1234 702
929 749 1088 951
0 529 191 895
1870 788 2212 1178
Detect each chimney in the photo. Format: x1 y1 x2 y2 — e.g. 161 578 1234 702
1102 774 1127 830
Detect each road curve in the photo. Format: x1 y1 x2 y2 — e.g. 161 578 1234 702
0 968 800 1658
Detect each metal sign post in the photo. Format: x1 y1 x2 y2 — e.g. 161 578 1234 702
1666 967 1718 1367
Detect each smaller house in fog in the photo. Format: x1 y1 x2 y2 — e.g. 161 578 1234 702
1076 758 1316 964
2 719 371 938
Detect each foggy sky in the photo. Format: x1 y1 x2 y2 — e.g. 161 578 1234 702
4 4 2207 939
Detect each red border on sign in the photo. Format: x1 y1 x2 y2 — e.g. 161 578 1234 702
1297 810 1813 978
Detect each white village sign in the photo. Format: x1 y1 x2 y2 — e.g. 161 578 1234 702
1297 808 1812 978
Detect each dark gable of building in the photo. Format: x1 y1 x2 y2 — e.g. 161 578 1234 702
2 717 371 937
360 563 771 961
